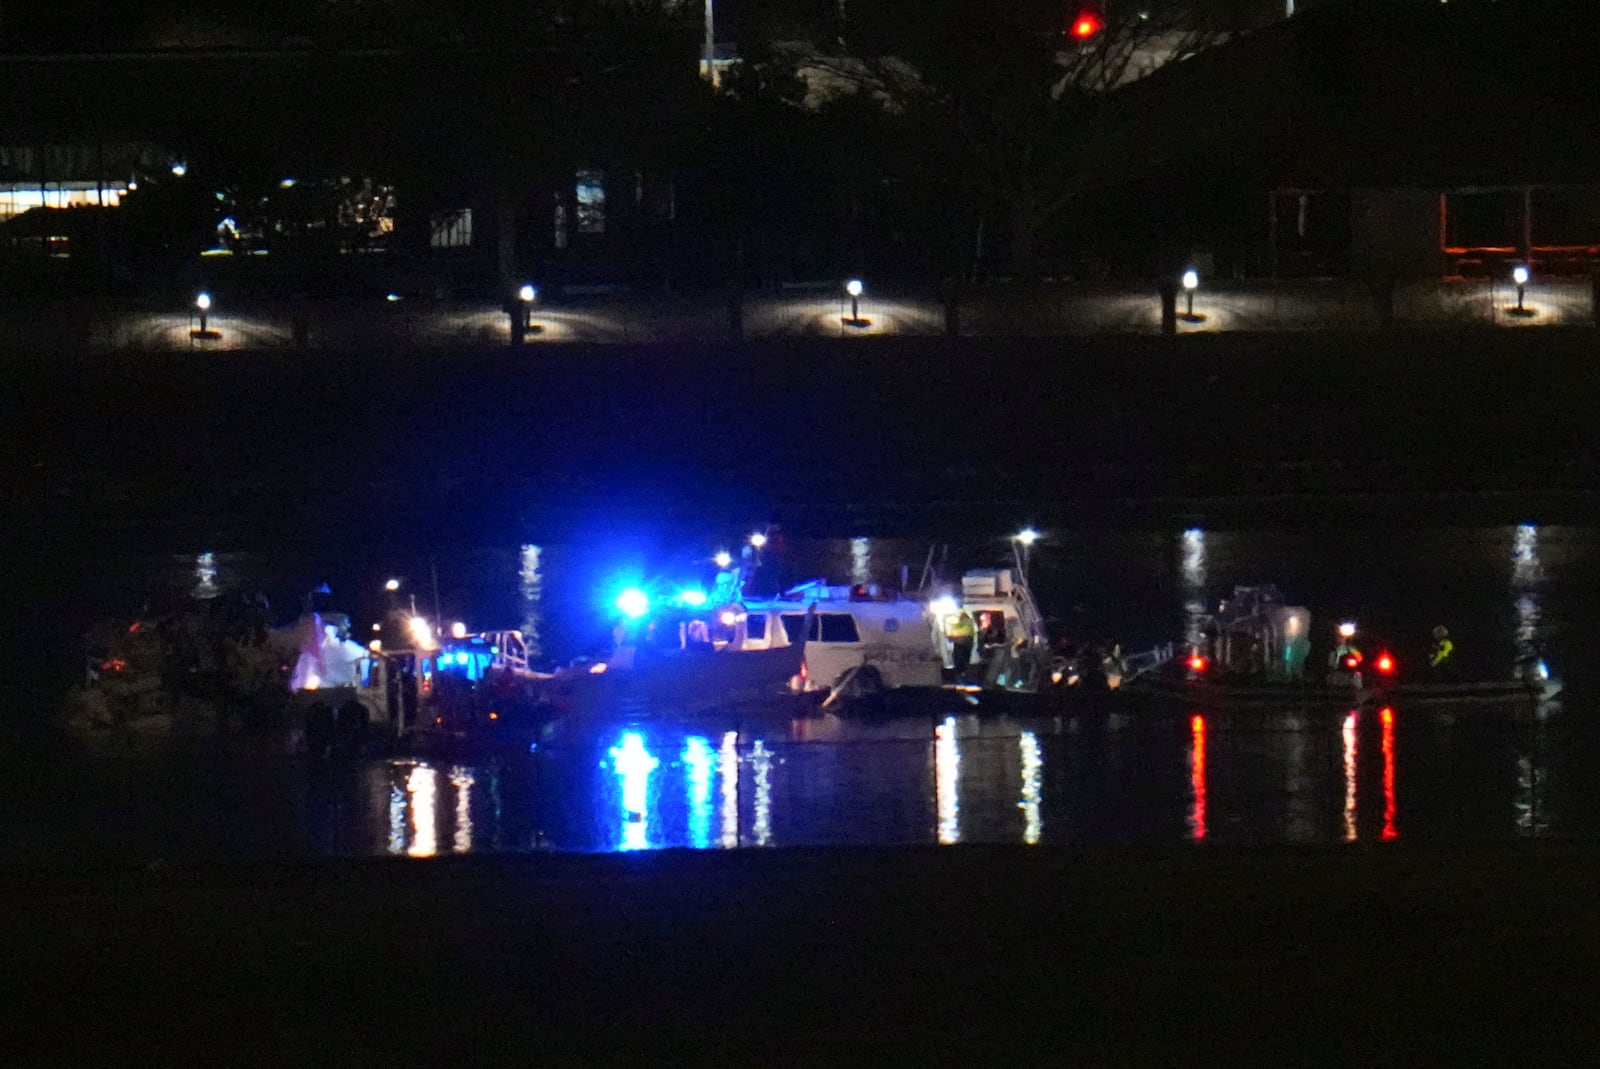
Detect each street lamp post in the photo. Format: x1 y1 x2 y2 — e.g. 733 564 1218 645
195 291 211 335
1182 270 1198 318
846 278 863 323
1513 265 1529 313
518 284 536 338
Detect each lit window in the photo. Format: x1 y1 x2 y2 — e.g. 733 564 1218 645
576 169 605 234
429 208 472 248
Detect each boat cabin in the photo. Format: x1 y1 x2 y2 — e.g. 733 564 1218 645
731 580 943 691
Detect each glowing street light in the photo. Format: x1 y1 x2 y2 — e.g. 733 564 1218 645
749 532 768 549
409 616 437 650
450 621 467 639
1513 264 1530 313
195 291 212 334
385 578 401 592
171 162 187 177
845 278 863 323
714 550 733 570
510 283 537 344
1015 527 1040 547
1182 270 1199 318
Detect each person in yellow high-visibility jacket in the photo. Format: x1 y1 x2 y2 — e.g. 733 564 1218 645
946 609 977 675
1429 626 1456 675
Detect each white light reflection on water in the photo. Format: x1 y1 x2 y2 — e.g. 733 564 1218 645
387 784 406 855
407 765 438 858
936 717 961 844
1019 731 1042 845
1510 524 1543 680
1512 524 1541 584
193 551 219 599
611 732 659 851
1180 529 1207 648
450 769 475 854
850 537 872 586
1342 712 1359 842
751 740 773 846
1188 714 1207 841
718 731 740 848
683 736 714 849
519 544 545 663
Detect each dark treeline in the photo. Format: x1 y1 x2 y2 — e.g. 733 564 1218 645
4 2 1597 298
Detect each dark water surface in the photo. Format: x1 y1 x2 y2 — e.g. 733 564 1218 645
11 522 1599 861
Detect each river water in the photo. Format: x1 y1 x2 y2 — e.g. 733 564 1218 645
11 522 1599 861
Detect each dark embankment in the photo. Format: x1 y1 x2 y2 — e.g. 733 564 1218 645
10 329 1600 553
8 844 1600 1062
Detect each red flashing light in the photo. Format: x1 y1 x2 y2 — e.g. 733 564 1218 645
1376 653 1395 674
1188 654 1208 672
1070 10 1105 39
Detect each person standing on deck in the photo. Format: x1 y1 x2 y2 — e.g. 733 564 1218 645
1429 626 1456 680
946 609 977 677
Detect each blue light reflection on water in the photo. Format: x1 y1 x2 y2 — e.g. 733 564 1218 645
683 736 714 849
337 703 1584 857
609 732 659 850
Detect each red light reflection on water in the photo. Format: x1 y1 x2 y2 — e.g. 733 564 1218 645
1380 707 1398 841
1189 714 1207 841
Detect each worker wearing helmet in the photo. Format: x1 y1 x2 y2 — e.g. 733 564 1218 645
1328 627 1362 672
1429 626 1455 676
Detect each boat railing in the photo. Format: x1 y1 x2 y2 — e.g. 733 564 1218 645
1123 642 1176 679
483 630 531 674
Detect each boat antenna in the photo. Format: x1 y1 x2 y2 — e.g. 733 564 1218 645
430 558 444 637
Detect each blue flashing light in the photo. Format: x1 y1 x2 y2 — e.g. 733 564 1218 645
616 588 650 619
679 588 708 607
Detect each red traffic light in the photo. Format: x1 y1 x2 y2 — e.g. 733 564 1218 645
1375 653 1395 674
1070 8 1105 40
